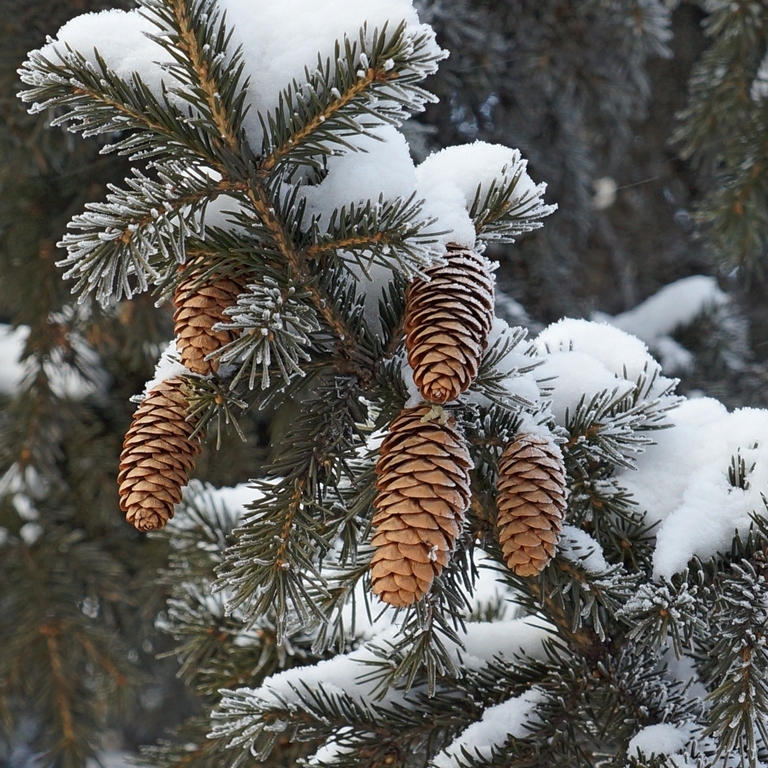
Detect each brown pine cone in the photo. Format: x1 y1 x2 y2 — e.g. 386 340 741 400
370 404 472 607
404 245 495 404
495 432 566 577
118 376 202 532
173 266 246 375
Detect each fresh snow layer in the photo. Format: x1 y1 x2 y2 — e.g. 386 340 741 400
595 276 728 373
617 401 768 578
432 689 544 768
33 0 440 150
223 616 551 717
139 340 190 398
558 526 608 573
628 722 692 758
536 318 667 390
598 276 726 345
298 125 418 227
417 142 537 217
534 318 675 426
36 10 170 93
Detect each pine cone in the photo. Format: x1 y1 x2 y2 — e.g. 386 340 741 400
495 433 566 577
173 266 246 375
118 376 202 532
404 245 495 404
370 404 472 607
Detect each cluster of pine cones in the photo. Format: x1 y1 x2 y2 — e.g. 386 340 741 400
371 244 566 607
118 265 245 532
117 245 567 609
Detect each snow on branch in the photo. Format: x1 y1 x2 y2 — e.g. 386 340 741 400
57 164 224 305
416 143 556 244
259 19 444 173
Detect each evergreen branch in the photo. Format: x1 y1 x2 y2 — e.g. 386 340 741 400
57 163 232 305
213 678 460 766
40 624 77 754
563 367 677 472
469 169 556 245
359 544 478 697
215 277 321 391
19 47 210 162
468 328 540 409
258 22 444 175
703 558 768 764
618 577 703 658
244 182 377 384
306 194 438 280
218 477 330 637
145 0 250 158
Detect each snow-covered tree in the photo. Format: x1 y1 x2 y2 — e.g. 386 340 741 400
6 0 768 766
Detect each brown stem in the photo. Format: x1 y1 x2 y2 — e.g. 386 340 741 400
39 623 77 747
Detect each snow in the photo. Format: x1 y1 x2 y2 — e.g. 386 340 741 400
0 325 28 394
615 398 768 578
29 0 442 150
216 614 552 728
534 350 635 425
299 125 416 223
595 276 727 373
431 688 544 767
414 142 546 250
533 319 676 426
416 142 541 233
558 526 608 573
415 166 477 250
36 10 170 94
138 340 191 399
457 618 552 669
627 722 692 758
536 319 667 391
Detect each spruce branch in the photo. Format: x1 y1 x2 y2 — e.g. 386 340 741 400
703 558 768 765
306 194 438 280
562 368 677 472
18 48 212 163
57 163 227 305
144 0 250 158
618 577 703 658
258 21 444 175
215 277 321 391
469 170 556 245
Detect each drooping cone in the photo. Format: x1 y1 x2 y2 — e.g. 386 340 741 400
370 404 472 607
495 432 566 577
404 245 495 404
118 376 202 532
173 266 246 375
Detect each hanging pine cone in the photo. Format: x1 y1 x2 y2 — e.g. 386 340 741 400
495 432 566 577
118 376 202 532
370 404 472 607
404 244 495 404
173 265 246 375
